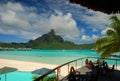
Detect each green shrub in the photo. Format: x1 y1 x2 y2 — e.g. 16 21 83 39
33 74 57 81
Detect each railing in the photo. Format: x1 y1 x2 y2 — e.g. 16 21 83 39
34 56 120 81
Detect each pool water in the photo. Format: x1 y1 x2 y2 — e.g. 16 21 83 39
0 71 34 81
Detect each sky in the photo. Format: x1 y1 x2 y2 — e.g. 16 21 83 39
0 0 120 44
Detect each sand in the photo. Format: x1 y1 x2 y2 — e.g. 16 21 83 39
0 58 59 72
0 58 120 77
0 58 69 76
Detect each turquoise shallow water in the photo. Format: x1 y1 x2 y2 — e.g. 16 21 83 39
0 49 101 64
0 71 55 81
0 49 119 65
0 49 120 65
0 71 34 81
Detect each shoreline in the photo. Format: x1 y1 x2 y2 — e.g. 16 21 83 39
0 58 58 72
0 58 69 76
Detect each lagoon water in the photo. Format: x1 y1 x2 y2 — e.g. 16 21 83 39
0 50 120 81
0 50 101 65
0 49 119 64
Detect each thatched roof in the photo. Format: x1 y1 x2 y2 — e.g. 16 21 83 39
69 0 120 14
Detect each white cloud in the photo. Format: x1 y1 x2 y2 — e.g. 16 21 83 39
0 2 34 38
81 10 111 30
1 10 31 29
92 28 98 32
1 0 119 44
92 35 99 40
6 2 24 12
45 0 113 40
49 11 80 40
32 10 81 41
59 0 111 32
61 1 112 33
80 34 99 43
81 35 90 41
0 2 81 42
27 13 38 19
19 30 40 39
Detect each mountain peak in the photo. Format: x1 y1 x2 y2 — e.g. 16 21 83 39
48 29 55 36
28 29 64 44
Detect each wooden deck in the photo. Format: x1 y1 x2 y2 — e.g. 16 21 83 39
61 66 120 81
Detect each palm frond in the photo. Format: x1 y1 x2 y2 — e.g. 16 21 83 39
97 43 112 53
94 36 115 49
106 29 116 36
96 38 115 53
94 16 120 59
110 16 120 35
101 43 120 58
110 16 120 24
94 37 108 48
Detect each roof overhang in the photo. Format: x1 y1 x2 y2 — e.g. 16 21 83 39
69 0 120 14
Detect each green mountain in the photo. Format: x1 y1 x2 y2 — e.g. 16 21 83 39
0 29 94 49
27 29 76 49
27 29 93 49
28 29 64 45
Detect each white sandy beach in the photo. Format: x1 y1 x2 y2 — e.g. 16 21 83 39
0 58 69 76
0 58 58 72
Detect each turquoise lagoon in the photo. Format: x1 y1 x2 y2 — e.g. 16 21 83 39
0 50 120 81
0 49 119 65
0 50 101 65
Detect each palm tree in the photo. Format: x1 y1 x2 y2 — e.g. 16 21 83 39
94 16 120 59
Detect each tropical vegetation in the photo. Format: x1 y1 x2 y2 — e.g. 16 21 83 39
0 29 94 49
94 16 120 58
33 74 57 81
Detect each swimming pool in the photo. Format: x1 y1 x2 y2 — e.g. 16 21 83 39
0 71 57 81
0 71 34 81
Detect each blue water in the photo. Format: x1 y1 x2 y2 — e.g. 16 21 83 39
0 50 120 81
0 50 101 64
0 71 34 81
0 50 119 65
0 71 56 81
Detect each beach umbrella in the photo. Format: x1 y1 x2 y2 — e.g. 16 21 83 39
0 66 17 81
32 67 55 75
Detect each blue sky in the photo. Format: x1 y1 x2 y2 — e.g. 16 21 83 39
0 0 119 44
